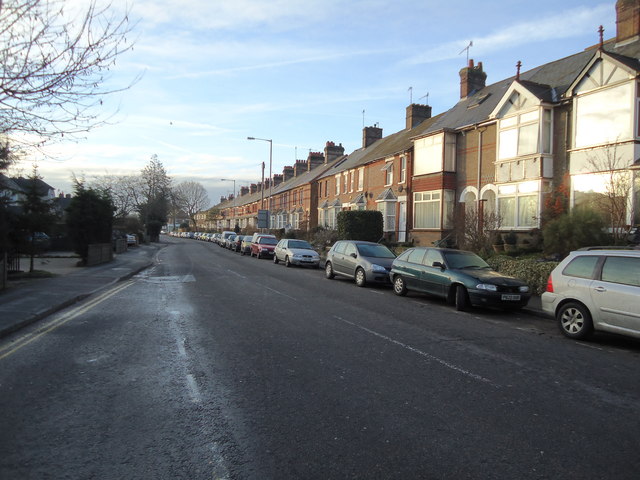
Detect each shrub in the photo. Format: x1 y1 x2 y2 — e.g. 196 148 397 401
487 255 558 295
336 210 383 242
542 207 610 258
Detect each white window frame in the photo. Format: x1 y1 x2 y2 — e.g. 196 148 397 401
399 155 406 184
497 181 540 229
377 200 396 232
357 167 365 191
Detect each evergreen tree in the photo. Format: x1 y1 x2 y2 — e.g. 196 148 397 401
17 166 57 272
66 181 114 264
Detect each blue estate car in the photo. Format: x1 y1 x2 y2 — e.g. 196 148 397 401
389 247 531 311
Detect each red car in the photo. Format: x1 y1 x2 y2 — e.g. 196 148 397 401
250 236 278 259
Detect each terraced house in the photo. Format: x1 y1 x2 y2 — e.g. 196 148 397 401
212 0 640 245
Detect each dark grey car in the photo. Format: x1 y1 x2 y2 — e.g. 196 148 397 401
325 240 396 287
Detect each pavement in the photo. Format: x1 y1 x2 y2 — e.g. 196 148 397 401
0 241 548 338
0 243 163 338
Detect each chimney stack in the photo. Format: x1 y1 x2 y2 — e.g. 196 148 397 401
362 125 383 148
250 183 257 194
272 174 283 187
459 59 487 99
324 141 345 163
294 159 307 177
240 186 250 196
616 0 640 44
406 104 432 129
307 151 324 171
283 165 294 181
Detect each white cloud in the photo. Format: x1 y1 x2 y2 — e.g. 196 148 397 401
402 4 613 66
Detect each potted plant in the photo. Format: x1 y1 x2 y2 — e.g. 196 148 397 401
492 234 504 253
503 231 518 253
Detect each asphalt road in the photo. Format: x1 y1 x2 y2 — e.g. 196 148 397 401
1 237 639 479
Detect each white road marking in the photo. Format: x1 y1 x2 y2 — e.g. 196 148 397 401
186 374 202 404
264 286 296 300
334 315 497 387
226 269 246 279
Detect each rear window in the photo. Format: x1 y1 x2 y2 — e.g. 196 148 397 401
601 256 640 287
562 256 599 279
258 237 277 245
357 244 395 259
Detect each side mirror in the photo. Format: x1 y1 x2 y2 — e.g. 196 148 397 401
350 253 357 258
432 261 445 270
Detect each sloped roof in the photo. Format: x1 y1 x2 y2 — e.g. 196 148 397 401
420 39 640 136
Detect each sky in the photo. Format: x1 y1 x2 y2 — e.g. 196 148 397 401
16 0 617 209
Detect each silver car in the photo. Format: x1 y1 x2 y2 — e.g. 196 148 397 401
325 240 396 287
273 239 320 268
541 248 640 340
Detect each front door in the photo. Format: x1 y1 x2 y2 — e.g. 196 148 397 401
398 201 406 242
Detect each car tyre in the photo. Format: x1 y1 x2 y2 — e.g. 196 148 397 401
454 285 469 311
393 275 407 296
355 267 367 287
285 256 291 268
273 255 279 264
557 302 594 340
325 262 335 279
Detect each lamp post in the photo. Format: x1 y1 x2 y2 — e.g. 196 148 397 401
220 178 236 229
247 137 272 225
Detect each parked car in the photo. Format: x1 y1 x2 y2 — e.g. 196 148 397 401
273 239 320 268
240 235 253 255
251 232 276 244
325 240 396 287
220 231 235 246
225 234 237 249
126 234 137 246
389 247 531 311
541 248 640 340
250 236 278 259
229 234 243 252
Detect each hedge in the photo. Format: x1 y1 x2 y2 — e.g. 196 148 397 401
486 255 558 295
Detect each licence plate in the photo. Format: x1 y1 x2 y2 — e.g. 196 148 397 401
501 294 521 301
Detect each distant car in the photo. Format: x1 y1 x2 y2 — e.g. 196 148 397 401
389 247 531 311
325 240 396 287
25 232 51 251
542 248 640 340
240 235 253 255
220 231 235 246
250 236 278 259
126 234 137 246
273 239 320 268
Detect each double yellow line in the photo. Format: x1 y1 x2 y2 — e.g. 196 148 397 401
0 280 134 361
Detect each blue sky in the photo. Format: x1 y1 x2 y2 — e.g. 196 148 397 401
25 0 615 208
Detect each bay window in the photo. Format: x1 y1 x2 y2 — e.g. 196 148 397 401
414 190 454 229
497 181 539 228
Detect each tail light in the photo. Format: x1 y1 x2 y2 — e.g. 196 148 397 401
545 275 554 293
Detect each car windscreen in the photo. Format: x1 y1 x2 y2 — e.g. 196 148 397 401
259 237 278 245
356 244 395 258
289 240 312 249
443 251 489 269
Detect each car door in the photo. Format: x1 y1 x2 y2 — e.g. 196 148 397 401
275 239 286 261
401 248 427 291
342 242 359 277
590 256 640 334
330 241 348 275
419 249 448 298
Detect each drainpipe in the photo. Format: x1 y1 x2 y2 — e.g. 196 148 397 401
476 126 487 232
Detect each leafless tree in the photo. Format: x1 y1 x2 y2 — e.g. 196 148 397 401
0 0 136 148
90 173 141 219
174 181 210 230
585 142 633 244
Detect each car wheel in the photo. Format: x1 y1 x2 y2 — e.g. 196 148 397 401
393 275 407 296
355 267 366 287
557 302 594 340
273 255 279 264
325 262 335 279
454 285 469 311
285 256 291 268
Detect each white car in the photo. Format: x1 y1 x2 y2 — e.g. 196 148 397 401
273 239 320 268
541 248 640 340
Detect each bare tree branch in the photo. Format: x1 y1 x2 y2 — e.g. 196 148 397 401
0 0 137 148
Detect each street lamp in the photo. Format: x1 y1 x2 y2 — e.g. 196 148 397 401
247 136 273 215
220 178 236 229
